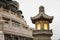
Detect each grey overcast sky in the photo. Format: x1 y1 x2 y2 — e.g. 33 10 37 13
15 0 60 40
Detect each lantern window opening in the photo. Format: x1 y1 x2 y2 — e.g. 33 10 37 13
44 23 48 30
36 23 41 30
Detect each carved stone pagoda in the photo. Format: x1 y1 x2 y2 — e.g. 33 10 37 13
31 6 54 40
0 0 33 40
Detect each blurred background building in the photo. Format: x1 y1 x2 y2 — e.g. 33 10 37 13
0 0 33 40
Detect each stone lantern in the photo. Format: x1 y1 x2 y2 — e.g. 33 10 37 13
31 6 54 40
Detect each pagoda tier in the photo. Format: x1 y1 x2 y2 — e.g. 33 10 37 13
0 0 24 18
31 6 53 24
0 0 19 12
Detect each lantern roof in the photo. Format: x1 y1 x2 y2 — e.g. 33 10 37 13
31 6 53 24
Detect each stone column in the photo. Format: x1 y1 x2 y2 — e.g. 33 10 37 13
0 19 5 40
0 31 5 40
0 15 5 40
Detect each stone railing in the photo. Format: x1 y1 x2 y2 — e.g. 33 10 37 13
0 7 28 27
2 22 33 38
33 30 53 35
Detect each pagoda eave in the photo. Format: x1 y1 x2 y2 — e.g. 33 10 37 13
31 16 53 24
